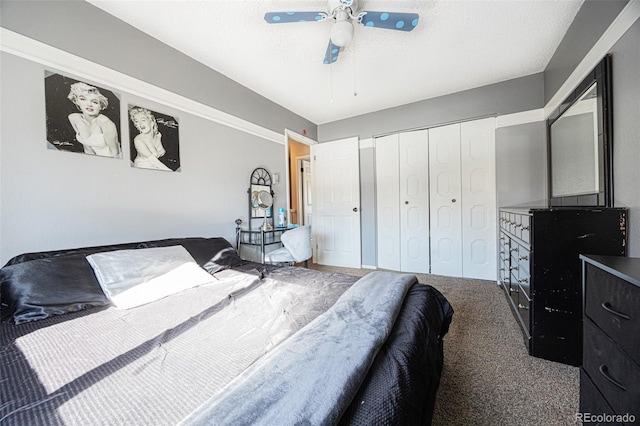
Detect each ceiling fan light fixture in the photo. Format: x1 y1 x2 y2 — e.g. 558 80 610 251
330 19 354 47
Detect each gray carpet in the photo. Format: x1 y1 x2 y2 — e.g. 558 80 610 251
309 264 580 425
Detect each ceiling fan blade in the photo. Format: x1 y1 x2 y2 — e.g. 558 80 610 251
357 11 419 31
323 40 341 64
264 11 327 24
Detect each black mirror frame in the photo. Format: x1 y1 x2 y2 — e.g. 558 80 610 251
547 54 613 207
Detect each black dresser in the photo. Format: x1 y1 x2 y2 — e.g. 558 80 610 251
579 255 639 425
498 207 627 366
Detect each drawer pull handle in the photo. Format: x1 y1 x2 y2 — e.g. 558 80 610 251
598 364 626 391
601 302 630 320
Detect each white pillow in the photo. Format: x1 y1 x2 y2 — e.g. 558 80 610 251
86 245 215 309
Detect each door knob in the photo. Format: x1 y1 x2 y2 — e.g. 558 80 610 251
353 207 359 212
404 201 409 205
451 199 457 203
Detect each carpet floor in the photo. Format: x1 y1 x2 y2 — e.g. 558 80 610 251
309 264 580 425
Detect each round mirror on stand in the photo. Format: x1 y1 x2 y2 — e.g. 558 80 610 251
253 190 273 231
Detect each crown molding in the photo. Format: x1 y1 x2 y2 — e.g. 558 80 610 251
0 28 285 145
495 109 545 129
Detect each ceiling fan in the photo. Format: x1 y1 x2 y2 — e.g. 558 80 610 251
264 0 419 64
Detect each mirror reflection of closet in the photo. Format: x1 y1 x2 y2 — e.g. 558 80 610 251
248 167 274 230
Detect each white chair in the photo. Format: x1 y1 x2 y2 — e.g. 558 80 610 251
265 226 312 267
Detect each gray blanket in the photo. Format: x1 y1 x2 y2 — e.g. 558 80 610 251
1 266 358 426
181 271 417 426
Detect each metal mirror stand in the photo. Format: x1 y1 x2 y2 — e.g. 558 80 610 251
248 167 275 230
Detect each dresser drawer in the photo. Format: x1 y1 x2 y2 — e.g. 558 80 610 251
512 213 531 243
585 263 640 364
579 370 621 425
517 288 531 334
582 319 640 416
516 246 530 298
519 214 531 243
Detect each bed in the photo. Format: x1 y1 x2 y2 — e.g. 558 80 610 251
0 237 453 425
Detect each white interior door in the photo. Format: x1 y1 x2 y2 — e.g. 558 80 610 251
375 134 400 271
461 118 496 280
311 137 361 268
399 130 430 273
429 123 463 277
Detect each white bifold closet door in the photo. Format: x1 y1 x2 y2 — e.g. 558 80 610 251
376 130 430 273
428 124 462 277
429 118 496 280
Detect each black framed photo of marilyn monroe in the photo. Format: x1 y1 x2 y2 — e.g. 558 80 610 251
127 105 181 172
44 72 122 158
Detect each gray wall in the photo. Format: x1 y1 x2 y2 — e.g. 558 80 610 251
545 3 639 255
496 122 547 208
1 1 638 263
609 20 640 256
0 0 314 263
544 0 629 104
318 73 544 142
0 52 288 264
0 0 317 139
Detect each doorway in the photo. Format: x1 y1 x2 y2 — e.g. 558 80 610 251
284 130 315 227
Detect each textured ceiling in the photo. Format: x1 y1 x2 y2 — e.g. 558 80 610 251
88 0 584 125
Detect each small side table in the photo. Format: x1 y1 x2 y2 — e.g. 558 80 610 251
236 227 287 264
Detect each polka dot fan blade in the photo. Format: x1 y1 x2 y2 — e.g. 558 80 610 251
357 11 419 31
264 11 328 24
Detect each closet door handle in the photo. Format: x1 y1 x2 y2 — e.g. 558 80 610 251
451 199 457 203
598 364 627 391
601 302 630 320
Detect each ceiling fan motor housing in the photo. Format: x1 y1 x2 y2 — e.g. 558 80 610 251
328 0 357 16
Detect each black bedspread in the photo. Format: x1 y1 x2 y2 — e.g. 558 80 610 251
0 238 453 425
340 283 453 425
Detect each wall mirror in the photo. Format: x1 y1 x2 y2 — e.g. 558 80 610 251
248 167 274 230
547 55 613 207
